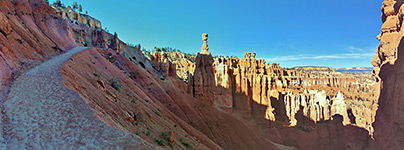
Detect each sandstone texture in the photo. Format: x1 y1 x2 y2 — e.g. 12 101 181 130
57 12 281 149
189 34 216 104
178 51 376 135
53 6 101 29
0 0 397 149
371 0 404 149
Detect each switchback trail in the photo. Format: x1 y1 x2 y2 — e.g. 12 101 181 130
2 47 157 149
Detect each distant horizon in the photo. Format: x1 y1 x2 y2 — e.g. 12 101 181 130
49 0 382 68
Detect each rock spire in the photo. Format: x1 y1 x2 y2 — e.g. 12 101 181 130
200 33 210 55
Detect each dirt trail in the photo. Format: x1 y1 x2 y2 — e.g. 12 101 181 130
2 47 157 149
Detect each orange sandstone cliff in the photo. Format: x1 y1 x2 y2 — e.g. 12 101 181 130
372 0 404 149
2 0 403 149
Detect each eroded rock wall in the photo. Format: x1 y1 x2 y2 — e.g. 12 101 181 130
372 0 404 149
53 6 101 29
210 52 377 135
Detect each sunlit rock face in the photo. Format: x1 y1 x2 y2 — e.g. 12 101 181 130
210 53 375 128
372 0 404 149
282 90 353 127
189 33 216 104
331 91 350 125
174 46 375 134
53 6 101 29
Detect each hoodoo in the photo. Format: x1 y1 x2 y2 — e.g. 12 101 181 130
191 33 216 104
0 0 394 149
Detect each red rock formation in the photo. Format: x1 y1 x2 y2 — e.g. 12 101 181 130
190 34 216 104
208 52 377 135
0 0 76 98
54 6 101 29
111 32 121 51
0 1 384 149
61 45 279 149
372 0 404 149
91 29 108 49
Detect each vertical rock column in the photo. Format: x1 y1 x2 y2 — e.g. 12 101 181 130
192 33 216 104
372 0 404 148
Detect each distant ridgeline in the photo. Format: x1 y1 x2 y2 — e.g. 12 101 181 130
335 67 373 74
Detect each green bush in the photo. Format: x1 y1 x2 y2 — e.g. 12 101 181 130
179 138 192 149
93 73 102 80
145 130 151 136
154 138 164 146
110 78 120 91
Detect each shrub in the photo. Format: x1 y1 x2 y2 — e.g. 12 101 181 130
154 138 164 146
72 2 78 10
78 4 82 12
93 73 102 80
51 46 63 52
179 138 192 149
145 130 151 136
160 132 168 141
16 38 23 44
52 0 63 7
110 78 120 91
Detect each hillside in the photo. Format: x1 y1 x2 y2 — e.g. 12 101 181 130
0 0 402 150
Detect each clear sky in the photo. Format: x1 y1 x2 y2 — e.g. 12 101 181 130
50 0 383 68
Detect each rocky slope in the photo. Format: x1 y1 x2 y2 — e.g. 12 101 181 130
60 39 280 150
4 47 157 149
52 2 283 150
0 0 76 100
2 0 402 149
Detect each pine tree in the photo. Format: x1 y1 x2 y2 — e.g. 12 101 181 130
72 2 78 10
78 4 82 12
52 0 62 7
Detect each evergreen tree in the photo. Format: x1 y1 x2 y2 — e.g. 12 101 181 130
78 4 82 12
72 2 78 10
52 0 63 7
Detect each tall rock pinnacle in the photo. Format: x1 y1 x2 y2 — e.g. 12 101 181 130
200 33 210 55
190 33 215 104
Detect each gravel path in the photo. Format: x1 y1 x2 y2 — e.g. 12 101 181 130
2 47 157 149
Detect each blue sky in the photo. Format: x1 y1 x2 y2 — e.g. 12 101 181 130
50 0 383 68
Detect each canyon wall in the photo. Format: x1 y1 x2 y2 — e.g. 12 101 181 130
0 1 387 149
183 48 374 149
55 7 282 149
53 6 101 29
180 50 377 135
372 0 404 149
